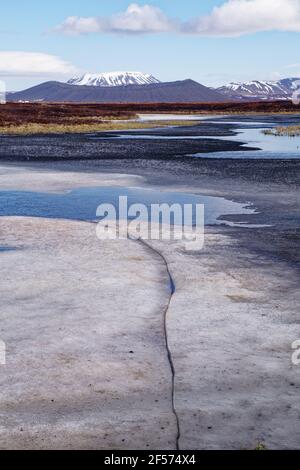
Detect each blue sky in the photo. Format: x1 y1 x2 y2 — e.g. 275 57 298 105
1 0 300 90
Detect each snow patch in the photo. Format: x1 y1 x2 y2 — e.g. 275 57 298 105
218 77 300 100
68 71 160 87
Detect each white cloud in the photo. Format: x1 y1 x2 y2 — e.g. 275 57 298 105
0 51 77 76
55 17 103 35
187 0 300 37
109 3 174 33
55 0 300 37
55 3 175 35
286 63 300 68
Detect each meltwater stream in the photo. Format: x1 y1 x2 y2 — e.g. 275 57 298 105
92 114 300 159
0 186 255 226
96 126 300 159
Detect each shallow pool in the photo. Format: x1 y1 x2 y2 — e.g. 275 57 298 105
0 186 256 227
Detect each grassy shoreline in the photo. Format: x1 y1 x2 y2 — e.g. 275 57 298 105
1 101 299 135
0 119 200 135
263 125 300 137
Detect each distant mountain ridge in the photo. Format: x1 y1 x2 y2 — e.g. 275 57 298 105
217 77 300 101
68 71 160 87
8 79 225 103
8 73 300 103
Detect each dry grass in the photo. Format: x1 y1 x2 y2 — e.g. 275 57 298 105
254 443 267 451
263 125 300 137
0 119 199 135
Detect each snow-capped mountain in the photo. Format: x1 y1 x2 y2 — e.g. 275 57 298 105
9 79 225 103
217 77 300 101
68 71 160 87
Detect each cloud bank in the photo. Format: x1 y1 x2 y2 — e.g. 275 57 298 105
190 0 300 37
0 52 76 76
55 4 175 35
55 0 300 37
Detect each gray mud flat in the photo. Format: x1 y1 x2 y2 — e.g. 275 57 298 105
151 232 300 450
0 217 176 450
1 214 299 450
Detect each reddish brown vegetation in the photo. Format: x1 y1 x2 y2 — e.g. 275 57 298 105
110 100 300 114
0 103 136 127
0 101 299 127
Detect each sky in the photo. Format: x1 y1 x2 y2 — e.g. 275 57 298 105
1 0 300 91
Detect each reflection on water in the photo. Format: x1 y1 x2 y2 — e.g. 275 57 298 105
191 126 300 159
191 150 300 159
217 126 300 153
0 186 256 227
138 113 224 121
